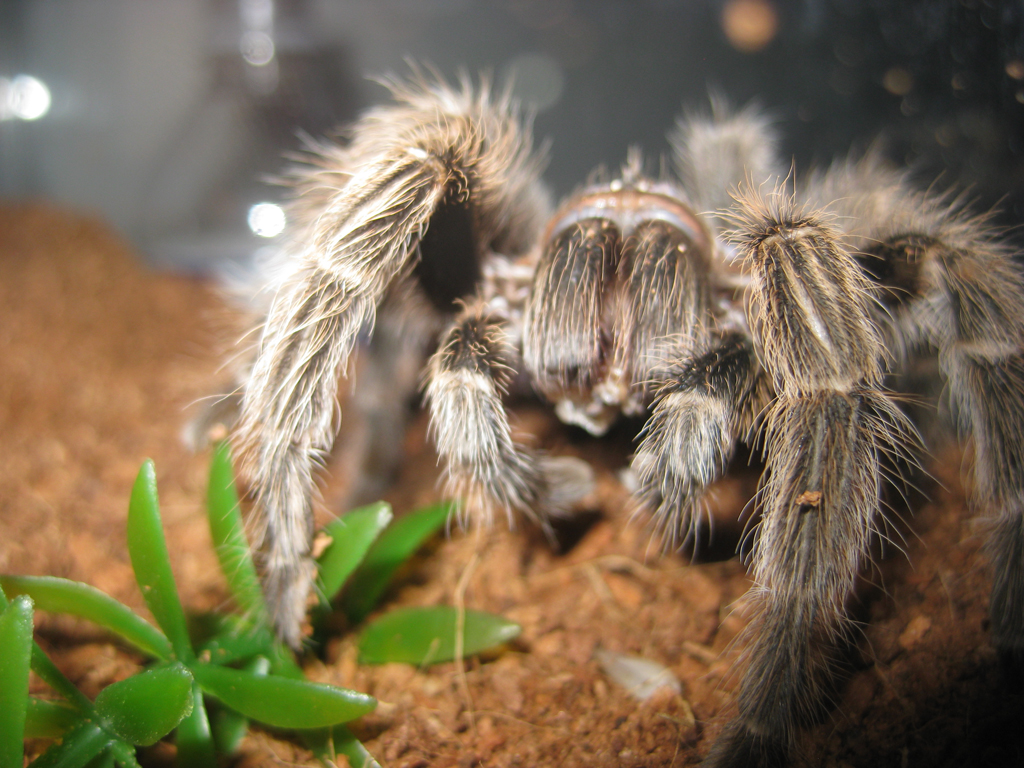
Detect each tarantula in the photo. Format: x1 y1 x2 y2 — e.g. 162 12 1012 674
226 72 1024 766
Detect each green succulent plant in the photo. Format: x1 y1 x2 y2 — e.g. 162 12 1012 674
0 443 520 767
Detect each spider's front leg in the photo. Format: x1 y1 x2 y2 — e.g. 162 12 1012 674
233 76 549 647
633 99 778 550
427 303 583 529
237 262 380 646
705 190 915 767
615 212 759 549
632 331 765 549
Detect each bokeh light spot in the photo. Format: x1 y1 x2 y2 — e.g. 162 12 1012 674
248 203 286 238
883 67 914 96
721 0 778 54
504 52 565 112
3 75 52 121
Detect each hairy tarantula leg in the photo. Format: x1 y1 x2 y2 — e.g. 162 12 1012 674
427 304 593 528
234 75 549 647
237 269 377 647
939 337 1024 671
632 332 766 550
820 156 1024 671
239 170 449 647
615 207 725 548
239 155 450 644
718 387 910 767
671 98 782 230
708 190 916 767
897 232 1024 669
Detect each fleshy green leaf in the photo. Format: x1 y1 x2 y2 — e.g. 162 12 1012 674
191 663 376 729
342 502 452 624
304 723 382 768
174 682 215 768
126 461 193 662
3 575 90 711
207 442 266 621
26 721 111 768
24 698 81 739
316 502 393 605
0 576 171 661
0 595 33 768
94 663 194 747
193 613 277 667
358 606 521 666
210 656 267 756
106 740 141 768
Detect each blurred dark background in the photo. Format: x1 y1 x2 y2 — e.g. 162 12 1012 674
2 0 1023 271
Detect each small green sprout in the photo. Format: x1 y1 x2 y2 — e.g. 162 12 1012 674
2 447 374 767
0 443 521 767
0 586 195 768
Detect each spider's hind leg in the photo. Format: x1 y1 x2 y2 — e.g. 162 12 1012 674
918 247 1024 672
671 98 782 227
866 200 1024 672
339 299 441 507
815 156 1024 674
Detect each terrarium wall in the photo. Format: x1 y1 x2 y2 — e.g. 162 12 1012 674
3 0 1022 266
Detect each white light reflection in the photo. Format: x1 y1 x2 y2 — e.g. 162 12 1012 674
240 30 275 67
1 75 52 121
248 203 286 238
